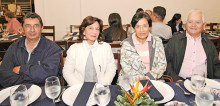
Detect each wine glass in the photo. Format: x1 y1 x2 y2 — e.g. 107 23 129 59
45 76 61 103
195 90 214 106
118 75 136 91
10 84 29 106
18 27 23 35
3 29 9 39
94 83 111 106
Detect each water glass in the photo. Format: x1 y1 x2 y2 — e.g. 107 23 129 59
118 75 136 91
10 84 29 106
191 67 206 91
3 29 9 39
94 83 111 106
45 76 61 103
195 90 214 106
18 27 23 35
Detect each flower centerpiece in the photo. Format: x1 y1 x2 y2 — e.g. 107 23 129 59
114 77 158 106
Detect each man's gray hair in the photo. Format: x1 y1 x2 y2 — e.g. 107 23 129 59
187 9 205 23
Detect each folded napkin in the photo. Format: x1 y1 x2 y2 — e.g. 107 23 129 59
73 82 96 106
0 84 32 105
140 80 164 101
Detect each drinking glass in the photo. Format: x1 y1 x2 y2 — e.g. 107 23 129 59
18 27 23 35
10 84 29 106
195 90 214 106
3 29 9 39
94 83 111 106
191 66 206 91
45 76 61 103
118 75 136 91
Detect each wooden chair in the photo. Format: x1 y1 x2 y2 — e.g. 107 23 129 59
70 25 80 33
114 49 121 74
42 26 55 41
206 23 218 31
55 40 68 57
111 49 121 85
59 51 67 86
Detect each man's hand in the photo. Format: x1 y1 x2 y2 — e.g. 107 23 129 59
13 66 21 74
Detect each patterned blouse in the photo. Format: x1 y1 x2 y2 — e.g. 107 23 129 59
119 34 167 80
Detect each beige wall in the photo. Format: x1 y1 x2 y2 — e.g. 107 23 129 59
35 0 220 40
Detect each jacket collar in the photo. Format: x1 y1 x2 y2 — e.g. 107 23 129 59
18 36 46 53
179 31 208 42
83 40 100 49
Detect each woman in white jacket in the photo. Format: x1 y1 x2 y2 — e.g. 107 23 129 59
63 16 116 86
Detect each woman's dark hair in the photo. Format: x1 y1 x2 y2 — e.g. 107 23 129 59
108 13 126 41
131 12 152 28
168 13 181 26
79 16 104 43
22 12 43 26
136 8 144 13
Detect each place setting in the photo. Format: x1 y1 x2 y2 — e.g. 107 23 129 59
62 82 111 106
183 70 220 106
0 84 42 106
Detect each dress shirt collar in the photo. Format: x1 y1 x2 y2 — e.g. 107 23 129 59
186 32 201 41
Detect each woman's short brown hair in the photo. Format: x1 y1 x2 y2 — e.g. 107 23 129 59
78 16 104 43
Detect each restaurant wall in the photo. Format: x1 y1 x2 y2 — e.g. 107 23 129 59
35 0 220 40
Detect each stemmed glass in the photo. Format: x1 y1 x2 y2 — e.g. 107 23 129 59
45 76 61 103
10 84 29 106
3 29 9 39
18 27 23 35
94 83 111 106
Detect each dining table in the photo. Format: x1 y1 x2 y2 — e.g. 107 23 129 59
9 79 215 106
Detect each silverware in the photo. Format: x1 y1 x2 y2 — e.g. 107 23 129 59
55 87 66 103
175 83 191 95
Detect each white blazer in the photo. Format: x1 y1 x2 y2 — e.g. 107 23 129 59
63 40 116 86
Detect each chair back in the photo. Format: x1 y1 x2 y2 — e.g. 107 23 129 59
109 42 121 74
206 23 218 31
55 40 68 57
59 51 67 86
113 49 121 74
42 26 55 41
70 25 80 33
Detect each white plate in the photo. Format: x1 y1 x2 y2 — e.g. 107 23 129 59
62 83 96 106
0 84 42 104
184 78 220 94
151 80 175 104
